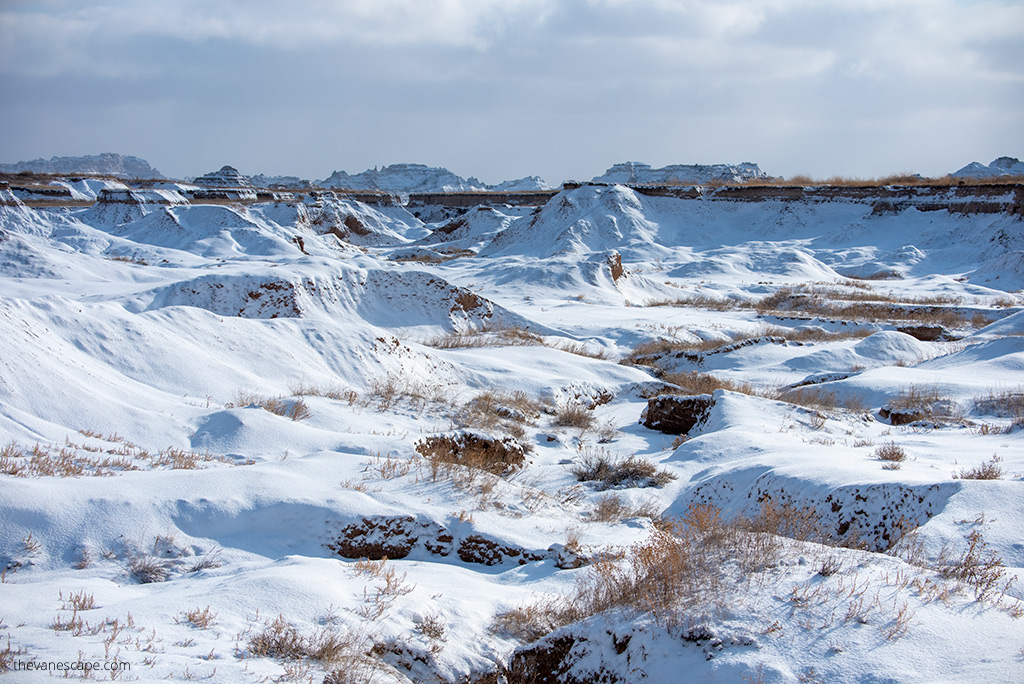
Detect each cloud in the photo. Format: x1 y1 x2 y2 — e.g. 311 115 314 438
0 0 1021 180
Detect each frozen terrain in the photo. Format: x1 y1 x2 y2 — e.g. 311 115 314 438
591 161 770 185
0 178 1022 682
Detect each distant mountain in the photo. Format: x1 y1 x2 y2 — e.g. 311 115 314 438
0 153 162 178
250 174 314 189
318 163 551 194
950 156 1024 178
192 165 253 188
591 161 770 185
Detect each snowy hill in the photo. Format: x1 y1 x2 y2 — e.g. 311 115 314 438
1 177 1023 683
592 160 770 185
0 153 162 178
951 156 1024 178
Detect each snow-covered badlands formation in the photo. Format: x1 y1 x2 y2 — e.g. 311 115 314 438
0 175 1023 682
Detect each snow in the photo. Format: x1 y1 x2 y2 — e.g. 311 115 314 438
592 160 771 185
951 156 1024 178
1 179 1023 682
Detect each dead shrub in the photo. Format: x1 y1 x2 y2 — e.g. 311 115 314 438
426 325 542 349
973 389 1024 421
590 494 662 522
247 614 359 665
571 451 675 490
955 455 1003 480
554 403 595 430
460 390 542 431
226 391 311 421
662 371 757 396
777 386 864 412
179 606 217 629
366 374 452 412
936 530 1015 601
881 386 961 425
416 433 526 476
130 556 170 584
493 503 780 639
875 442 907 463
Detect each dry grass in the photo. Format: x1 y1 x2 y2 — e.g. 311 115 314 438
713 174 1024 187
645 294 741 310
492 503 784 641
459 389 543 431
955 455 1003 480
178 606 217 629
754 285 987 328
661 370 759 396
366 374 455 412
0 438 243 477
656 371 862 412
590 494 662 522
246 614 356 664
554 403 595 430
882 386 961 425
625 325 872 368
130 555 170 584
226 391 312 421
571 450 676 490
427 325 610 360
290 382 360 405
935 530 1015 601
973 389 1024 424
426 325 542 349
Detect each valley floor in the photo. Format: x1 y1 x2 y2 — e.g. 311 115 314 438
1 183 1023 682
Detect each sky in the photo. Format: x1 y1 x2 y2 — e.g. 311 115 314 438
1 0 1022 184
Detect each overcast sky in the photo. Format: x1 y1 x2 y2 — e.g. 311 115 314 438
1 0 1021 184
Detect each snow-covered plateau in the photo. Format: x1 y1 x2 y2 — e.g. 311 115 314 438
1 178 1023 683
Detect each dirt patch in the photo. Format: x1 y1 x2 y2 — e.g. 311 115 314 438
640 394 715 435
607 251 624 282
327 516 419 560
328 515 551 567
458 535 544 566
343 214 371 236
897 325 952 342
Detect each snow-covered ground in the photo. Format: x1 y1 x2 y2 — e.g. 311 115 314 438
0 182 1022 682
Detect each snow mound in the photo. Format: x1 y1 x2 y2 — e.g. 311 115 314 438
968 251 1024 291
142 264 537 333
416 206 521 251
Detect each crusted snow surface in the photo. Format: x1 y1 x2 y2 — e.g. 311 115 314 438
0 182 1023 682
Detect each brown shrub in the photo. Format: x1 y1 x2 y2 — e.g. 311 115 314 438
554 403 595 430
416 433 526 476
571 451 675 490
875 442 907 463
955 455 1003 480
226 391 312 421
